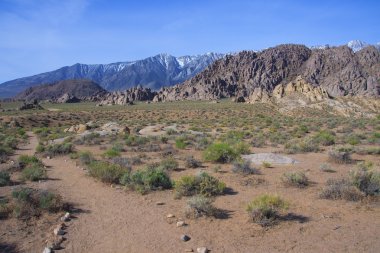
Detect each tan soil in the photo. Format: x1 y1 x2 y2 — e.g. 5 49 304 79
1 133 380 253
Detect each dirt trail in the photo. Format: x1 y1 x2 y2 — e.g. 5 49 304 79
11 132 379 253
13 131 38 157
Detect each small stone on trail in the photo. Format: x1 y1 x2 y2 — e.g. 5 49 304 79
167 213 175 218
53 224 64 236
185 249 194 252
42 247 52 253
156 201 165 205
177 221 186 227
197 247 208 253
60 212 71 222
181 234 191 242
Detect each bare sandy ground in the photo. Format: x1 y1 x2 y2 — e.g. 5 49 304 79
1 133 380 253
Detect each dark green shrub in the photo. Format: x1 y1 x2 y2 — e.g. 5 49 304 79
0 171 11 186
121 167 172 193
175 137 188 149
102 148 120 158
281 171 309 188
284 138 320 154
78 151 95 165
246 194 288 226
125 135 149 146
203 142 238 163
21 164 47 181
313 131 335 146
41 142 74 157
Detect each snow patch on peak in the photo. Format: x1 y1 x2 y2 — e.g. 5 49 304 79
347 40 369 52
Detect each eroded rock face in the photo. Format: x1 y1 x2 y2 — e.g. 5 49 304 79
153 44 380 102
56 93 81 103
97 86 156 105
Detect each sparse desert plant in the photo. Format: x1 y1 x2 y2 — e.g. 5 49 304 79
159 156 179 171
232 161 260 175
185 156 202 168
125 135 149 146
246 194 288 226
349 164 380 196
320 179 363 201
203 142 238 163
175 136 188 149
21 163 47 181
284 137 320 154
102 148 121 159
261 161 272 168
328 149 352 164
185 195 218 218
18 155 42 168
174 172 226 198
0 171 11 186
87 161 126 184
40 142 74 157
281 171 309 188
313 130 335 146
78 151 95 165
319 163 335 173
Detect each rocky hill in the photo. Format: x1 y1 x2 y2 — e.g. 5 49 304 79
153 44 380 102
0 53 224 98
15 79 107 103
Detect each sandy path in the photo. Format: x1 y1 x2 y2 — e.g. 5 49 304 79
13 131 38 157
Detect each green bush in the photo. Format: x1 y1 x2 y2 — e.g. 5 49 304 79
125 135 149 146
281 171 309 188
175 137 188 149
185 156 202 168
203 142 238 163
121 167 172 193
186 195 218 218
284 138 320 154
21 164 47 181
88 161 126 184
78 151 95 165
313 131 335 146
328 149 352 164
18 155 42 169
102 148 121 159
0 171 11 186
40 142 74 157
350 165 380 196
246 194 288 226
174 172 226 198
159 156 179 171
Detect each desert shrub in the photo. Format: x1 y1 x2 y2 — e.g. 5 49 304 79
194 137 211 150
313 131 335 146
251 134 266 148
111 157 132 169
121 167 172 193
11 188 63 219
174 172 226 198
185 195 218 218
203 142 238 163
320 179 363 201
185 156 202 168
328 149 352 164
281 171 309 188
18 155 41 167
159 156 178 171
246 194 288 226
0 171 11 186
160 135 169 144
111 143 125 152
74 132 101 145
21 158 46 181
102 148 120 158
234 141 250 155
345 134 361 145
125 135 149 146
78 151 95 165
41 142 74 157
350 165 380 196
262 161 272 168
175 136 188 149
354 147 380 155
0 198 11 219
88 161 126 184
284 138 319 154
232 161 260 175
0 146 12 163
319 163 335 173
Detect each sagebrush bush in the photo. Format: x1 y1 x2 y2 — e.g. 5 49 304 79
185 156 202 168
78 151 95 165
159 156 179 171
10 188 63 219
349 165 380 196
88 161 126 184
232 161 260 175
102 148 121 158
203 142 238 163
175 136 188 149
125 135 149 146
175 172 226 198
246 194 288 226
186 195 218 218
21 164 47 181
40 142 74 157
284 138 320 154
328 149 352 164
320 179 363 201
121 167 172 194
281 171 309 188
0 171 11 186
319 163 335 173
313 131 335 146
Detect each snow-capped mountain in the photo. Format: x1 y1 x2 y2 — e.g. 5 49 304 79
347 40 369 52
0 53 224 98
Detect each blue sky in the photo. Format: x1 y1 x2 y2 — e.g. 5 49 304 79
0 0 379 83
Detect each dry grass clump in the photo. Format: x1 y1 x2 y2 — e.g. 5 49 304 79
281 171 309 188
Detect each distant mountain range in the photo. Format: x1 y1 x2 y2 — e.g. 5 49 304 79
0 40 378 99
0 53 224 98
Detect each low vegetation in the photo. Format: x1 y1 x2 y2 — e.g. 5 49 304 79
185 195 218 218
37 142 74 157
281 171 309 188
88 161 127 184
203 142 239 163
246 194 288 226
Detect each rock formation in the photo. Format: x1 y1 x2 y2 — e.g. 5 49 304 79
97 86 157 106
